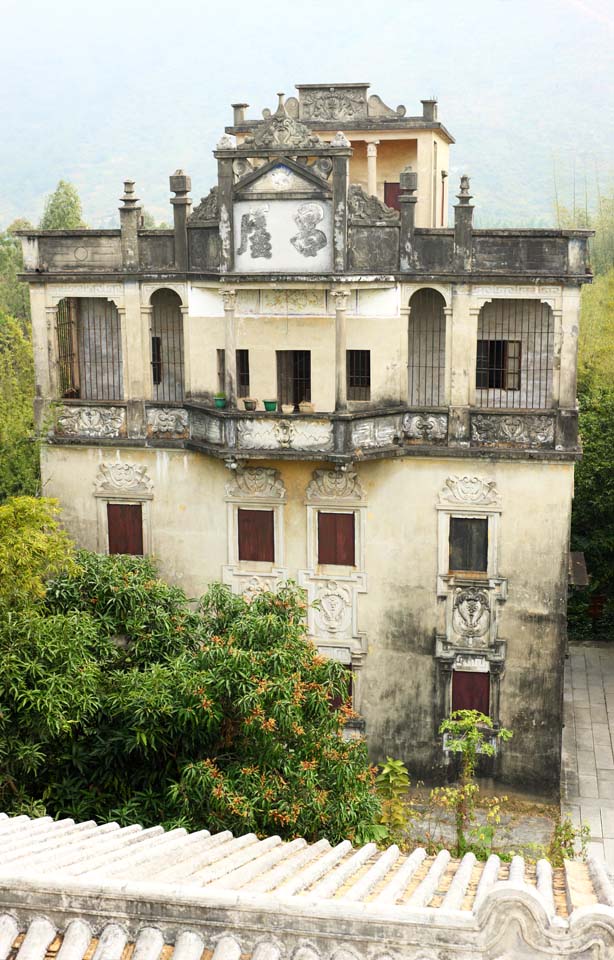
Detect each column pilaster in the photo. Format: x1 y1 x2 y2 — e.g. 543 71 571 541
366 140 379 197
331 288 350 411
222 288 237 408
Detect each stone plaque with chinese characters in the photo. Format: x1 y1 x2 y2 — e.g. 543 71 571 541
233 199 333 273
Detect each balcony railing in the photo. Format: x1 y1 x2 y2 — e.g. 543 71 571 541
50 399 578 458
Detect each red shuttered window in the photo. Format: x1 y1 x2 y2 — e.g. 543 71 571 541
107 503 143 555
318 512 355 566
238 509 275 562
452 671 490 716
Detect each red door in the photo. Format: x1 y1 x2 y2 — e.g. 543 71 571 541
107 503 143 555
452 670 490 716
384 182 401 212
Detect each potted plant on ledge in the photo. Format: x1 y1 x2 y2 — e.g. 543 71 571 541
243 398 257 411
214 392 226 409
263 399 277 412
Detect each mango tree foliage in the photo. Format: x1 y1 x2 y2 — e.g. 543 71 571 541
0 313 39 501
2 550 380 841
0 497 75 611
39 180 85 230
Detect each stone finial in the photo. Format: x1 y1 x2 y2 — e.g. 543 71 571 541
330 131 351 148
120 180 140 207
400 165 418 196
275 92 286 115
170 169 191 195
456 175 473 204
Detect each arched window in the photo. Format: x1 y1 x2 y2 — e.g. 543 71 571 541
408 288 446 406
56 297 123 400
150 289 184 402
476 299 553 409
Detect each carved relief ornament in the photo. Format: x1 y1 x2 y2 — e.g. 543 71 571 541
225 467 286 501
300 88 367 122
439 475 501 507
348 184 399 222
313 580 353 636
452 587 491 642
403 413 448 442
237 419 333 452
93 462 153 496
147 407 188 435
189 186 219 222
56 406 125 438
245 107 322 150
306 469 365 502
471 414 554 446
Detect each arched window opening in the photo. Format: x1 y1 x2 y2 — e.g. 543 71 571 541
408 288 446 406
476 299 553 409
151 289 184 402
56 297 123 400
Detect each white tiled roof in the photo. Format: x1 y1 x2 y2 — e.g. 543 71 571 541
0 814 613 960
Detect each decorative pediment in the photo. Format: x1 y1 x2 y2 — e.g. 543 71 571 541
225 467 286 501
439 475 501 507
238 161 329 197
93 462 153 497
306 469 365 502
245 106 322 150
190 186 218 222
348 184 399 222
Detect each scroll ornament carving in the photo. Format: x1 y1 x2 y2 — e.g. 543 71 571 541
189 186 219 222
240 574 280 598
237 419 333 451
452 587 491 642
403 413 447 442
94 462 153 494
301 88 367 121
56 406 125 438
348 184 400 222
226 467 286 500
313 580 352 636
306 469 365 502
147 408 188 434
351 417 398 449
246 112 322 150
440 475 500 506
471 414 554 446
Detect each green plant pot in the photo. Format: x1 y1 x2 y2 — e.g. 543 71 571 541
263 400 277 412
214 397 226 409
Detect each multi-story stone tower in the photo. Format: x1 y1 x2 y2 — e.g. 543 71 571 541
18 83 592 791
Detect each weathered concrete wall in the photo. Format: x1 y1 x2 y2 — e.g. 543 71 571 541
42 444 573 791
38 233 121 271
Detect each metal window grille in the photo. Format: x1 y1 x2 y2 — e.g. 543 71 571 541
216 349 226 394
347 350 371 401
57 297 124 400
236 349 250 398
151 289 184 402
56 298 80 397
276 350 311 408
408 288 446 406
151 337 162 385
476 299 553 409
